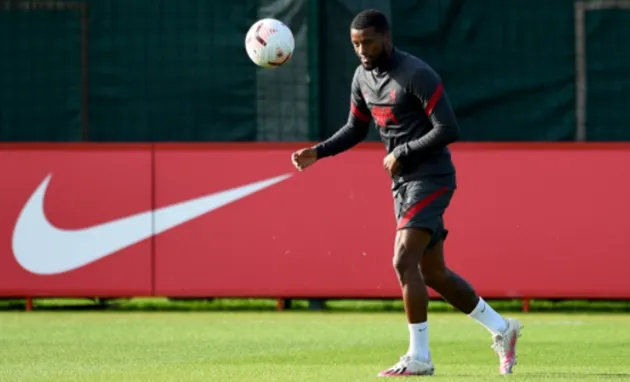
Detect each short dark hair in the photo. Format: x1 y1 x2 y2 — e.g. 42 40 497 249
350 9 390 34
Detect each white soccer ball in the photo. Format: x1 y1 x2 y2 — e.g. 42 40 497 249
245 18 295 68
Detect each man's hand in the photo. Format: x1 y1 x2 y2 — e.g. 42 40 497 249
383 152 402 177
291 147 318 171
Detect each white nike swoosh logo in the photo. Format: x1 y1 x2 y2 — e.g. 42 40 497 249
12 173 291 275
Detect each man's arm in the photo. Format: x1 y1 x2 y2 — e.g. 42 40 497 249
312 68 371 159
392 67 460 162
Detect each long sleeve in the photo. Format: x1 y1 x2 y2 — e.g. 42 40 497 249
392 67 460 161
313 68 371 159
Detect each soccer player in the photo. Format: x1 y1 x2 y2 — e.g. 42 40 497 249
290 9 523 377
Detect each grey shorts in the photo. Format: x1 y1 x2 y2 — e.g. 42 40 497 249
393 180 455 248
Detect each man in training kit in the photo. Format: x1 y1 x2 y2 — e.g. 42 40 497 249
290 9 523 377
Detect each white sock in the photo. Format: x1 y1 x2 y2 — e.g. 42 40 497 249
407 322 430 360
468 297 507 336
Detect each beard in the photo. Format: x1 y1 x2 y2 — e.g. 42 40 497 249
360 51 387 71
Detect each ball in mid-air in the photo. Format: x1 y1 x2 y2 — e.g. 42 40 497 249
245 18 294 68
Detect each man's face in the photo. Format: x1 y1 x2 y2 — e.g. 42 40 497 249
351 27 389 70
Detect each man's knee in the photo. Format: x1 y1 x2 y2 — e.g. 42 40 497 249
420 240 448 288
393 228 432 280
422 267 448 289
392 239 415 277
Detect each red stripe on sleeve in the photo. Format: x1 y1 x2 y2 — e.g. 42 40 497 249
351 102 371 123
424 83 443 116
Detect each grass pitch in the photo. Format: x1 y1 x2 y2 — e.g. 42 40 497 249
1 299 629 381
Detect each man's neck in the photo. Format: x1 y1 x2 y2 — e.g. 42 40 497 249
376 46 395 72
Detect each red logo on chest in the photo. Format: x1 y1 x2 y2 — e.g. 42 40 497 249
371 89 399 127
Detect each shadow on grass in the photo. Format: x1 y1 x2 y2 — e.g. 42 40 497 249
1 297 630 313
521 372 630 379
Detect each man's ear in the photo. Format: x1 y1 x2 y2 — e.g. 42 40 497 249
384 31 392 46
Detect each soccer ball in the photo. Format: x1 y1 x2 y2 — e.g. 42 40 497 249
245 18 294 68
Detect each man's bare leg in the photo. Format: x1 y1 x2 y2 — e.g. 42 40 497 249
378 228 435 377
394 228 432 326
420 240 484 315
421 240 523 374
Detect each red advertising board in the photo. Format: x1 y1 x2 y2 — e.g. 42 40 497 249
0 146 154 296
153 146 397 298
1 143 629 300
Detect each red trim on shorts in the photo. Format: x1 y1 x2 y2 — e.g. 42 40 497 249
425 83 443 116
397 186 449 230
